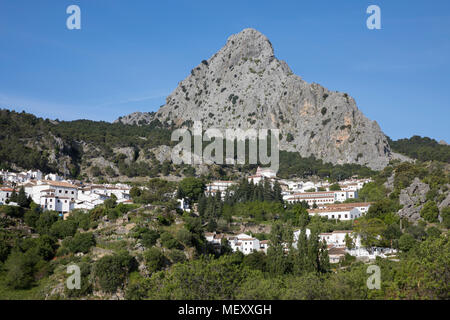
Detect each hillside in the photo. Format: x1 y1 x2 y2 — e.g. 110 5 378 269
0 109 174 180
388 136 450 163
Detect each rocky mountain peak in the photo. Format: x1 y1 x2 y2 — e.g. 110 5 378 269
117 28 393 170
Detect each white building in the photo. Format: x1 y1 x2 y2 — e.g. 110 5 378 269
248 167 277 184
28 180 78 204
319 230 362 248
205 180 237 198
228 233 262 255
284 190 358 206
346 247 397 261
39 188 74 214
0 187 15 204
84 185 131 201
307 202 372 221
44 173 63 182
177 198 190 212
322 202 371 213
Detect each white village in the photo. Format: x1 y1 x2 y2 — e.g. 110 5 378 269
0 166 397 265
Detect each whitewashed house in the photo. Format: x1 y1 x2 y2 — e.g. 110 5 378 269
248 167 277 184
284 190 358 206
228 233 261 255
44 173 63 181
205 180 237 198
0 187 15 204
319 230 362 248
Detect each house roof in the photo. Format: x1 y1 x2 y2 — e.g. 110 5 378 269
328 247 346 256
308 207 353 214
42 180 78 188
324 202 372 208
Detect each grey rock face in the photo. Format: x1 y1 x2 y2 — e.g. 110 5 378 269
114 112 155 125
391 152 414 163
398 178 430 222
438 185 450 210
119 28 393 170
383 174 395 192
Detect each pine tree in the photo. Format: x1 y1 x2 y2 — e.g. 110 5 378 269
197 194 207 217
273 181 283 202
9 189 18 203
17 186 30 208
263 178 273 201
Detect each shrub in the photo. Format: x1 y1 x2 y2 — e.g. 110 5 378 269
286 133 294 142
93 251 136 293
160 232 181 249
168 249 186 264
24 209 40 228
62 232 96 254
176 229 193 246
144 247 165 273
441 206 450 228
132 227 159 248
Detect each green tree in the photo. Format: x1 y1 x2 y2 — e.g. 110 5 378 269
420 201 439 223
50 219 78 239
17 186 31 208
329 183 341 191
354 218 386 247
344 233 355 249
36 211 59 235
24 209 40 228
178 177 205 202
398 233 416 252
62 232 96 254
4 250 42 289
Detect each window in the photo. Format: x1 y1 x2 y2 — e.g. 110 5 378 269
71 191 74 194
338 214 341 219
345 214 348 218
59 190 62 193
65 190 68 194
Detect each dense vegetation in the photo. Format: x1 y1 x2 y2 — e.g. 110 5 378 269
278 151 376 180
388 135 450 163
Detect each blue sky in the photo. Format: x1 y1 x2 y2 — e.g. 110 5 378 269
0 0 449 142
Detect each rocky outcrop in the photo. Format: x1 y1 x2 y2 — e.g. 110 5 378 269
398 178 430 222
438 186 450 210
114 112 155 125
118 28 393 170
